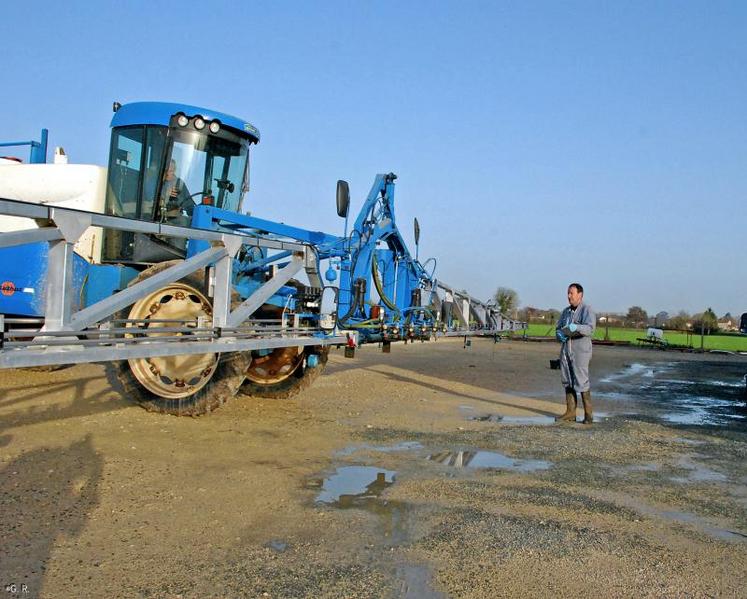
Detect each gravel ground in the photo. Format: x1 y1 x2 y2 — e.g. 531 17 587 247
0 338 745 598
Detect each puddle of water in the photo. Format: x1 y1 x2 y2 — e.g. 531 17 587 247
311 466 411 545
397 563 447 599
468 412 610 424
602 492 747 543
672 455 728 483
661 408 711 425
264 539 289 553
707 379 746 389
598 360 747 427
609 455 729 485
468 414 503 422
600 363 657 383
625 463 660 472
500 415 556 425
315 466 396 504
427 450 551 472
335 441 423 457
655 509 747 542
722 413 747 420
673 437 706 446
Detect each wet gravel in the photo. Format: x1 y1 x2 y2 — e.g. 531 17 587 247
1 339 746 597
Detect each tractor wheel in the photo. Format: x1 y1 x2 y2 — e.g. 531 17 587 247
239 345 329 399
115 261 250 416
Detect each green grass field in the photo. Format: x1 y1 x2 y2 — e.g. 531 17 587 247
519 323 747 352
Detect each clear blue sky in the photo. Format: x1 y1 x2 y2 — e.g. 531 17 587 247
2 1 745 316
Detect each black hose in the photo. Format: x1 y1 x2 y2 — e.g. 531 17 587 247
338 277 366 326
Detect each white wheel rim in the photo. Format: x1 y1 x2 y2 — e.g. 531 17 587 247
125 283 218 399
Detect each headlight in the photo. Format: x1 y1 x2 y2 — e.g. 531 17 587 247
209 121 221 134
176 114 189 127
194 117 206 130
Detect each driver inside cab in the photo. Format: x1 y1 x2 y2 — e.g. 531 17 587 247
160 159 192 223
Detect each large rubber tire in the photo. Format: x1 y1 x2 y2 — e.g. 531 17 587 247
239 346 329 399
115 261 250 416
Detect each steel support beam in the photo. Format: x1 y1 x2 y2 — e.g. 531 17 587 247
0 227 63 248
211 236 243 328
44 240 76 329
67 246 226 332
0 333 350 369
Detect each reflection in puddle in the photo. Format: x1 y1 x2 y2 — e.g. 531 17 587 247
315 466 396 504
427 450 551 472
311 466 410 545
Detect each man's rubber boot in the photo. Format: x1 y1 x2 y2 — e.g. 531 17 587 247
581 391 593 424
556 388 577 422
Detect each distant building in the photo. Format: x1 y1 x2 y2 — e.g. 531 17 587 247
717 319 736 332
599 314 624 326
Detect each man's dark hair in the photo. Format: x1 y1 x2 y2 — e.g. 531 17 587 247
568 283 584 294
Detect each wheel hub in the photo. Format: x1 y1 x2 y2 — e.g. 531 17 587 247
125 283 218 399
244 346 304 385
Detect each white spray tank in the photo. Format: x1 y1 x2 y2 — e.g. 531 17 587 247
0 146 108 263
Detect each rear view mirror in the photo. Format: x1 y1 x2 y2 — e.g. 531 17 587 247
414 217 420 245
336 180 350 218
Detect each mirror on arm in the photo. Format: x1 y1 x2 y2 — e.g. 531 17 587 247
336 180 350 218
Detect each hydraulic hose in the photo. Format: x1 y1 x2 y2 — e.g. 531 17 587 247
420 257 437 282
337 277 366 326
371 255 400 316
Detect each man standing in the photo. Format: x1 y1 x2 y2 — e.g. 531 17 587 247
555 283 596 424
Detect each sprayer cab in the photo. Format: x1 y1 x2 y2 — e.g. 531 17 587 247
103 101 260 263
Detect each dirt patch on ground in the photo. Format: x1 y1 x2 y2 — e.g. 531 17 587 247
1 339 745 598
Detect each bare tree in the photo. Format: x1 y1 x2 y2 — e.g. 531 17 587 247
494 287 518 316
666 310 690 330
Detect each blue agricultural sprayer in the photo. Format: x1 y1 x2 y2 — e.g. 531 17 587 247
0 101 525 415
